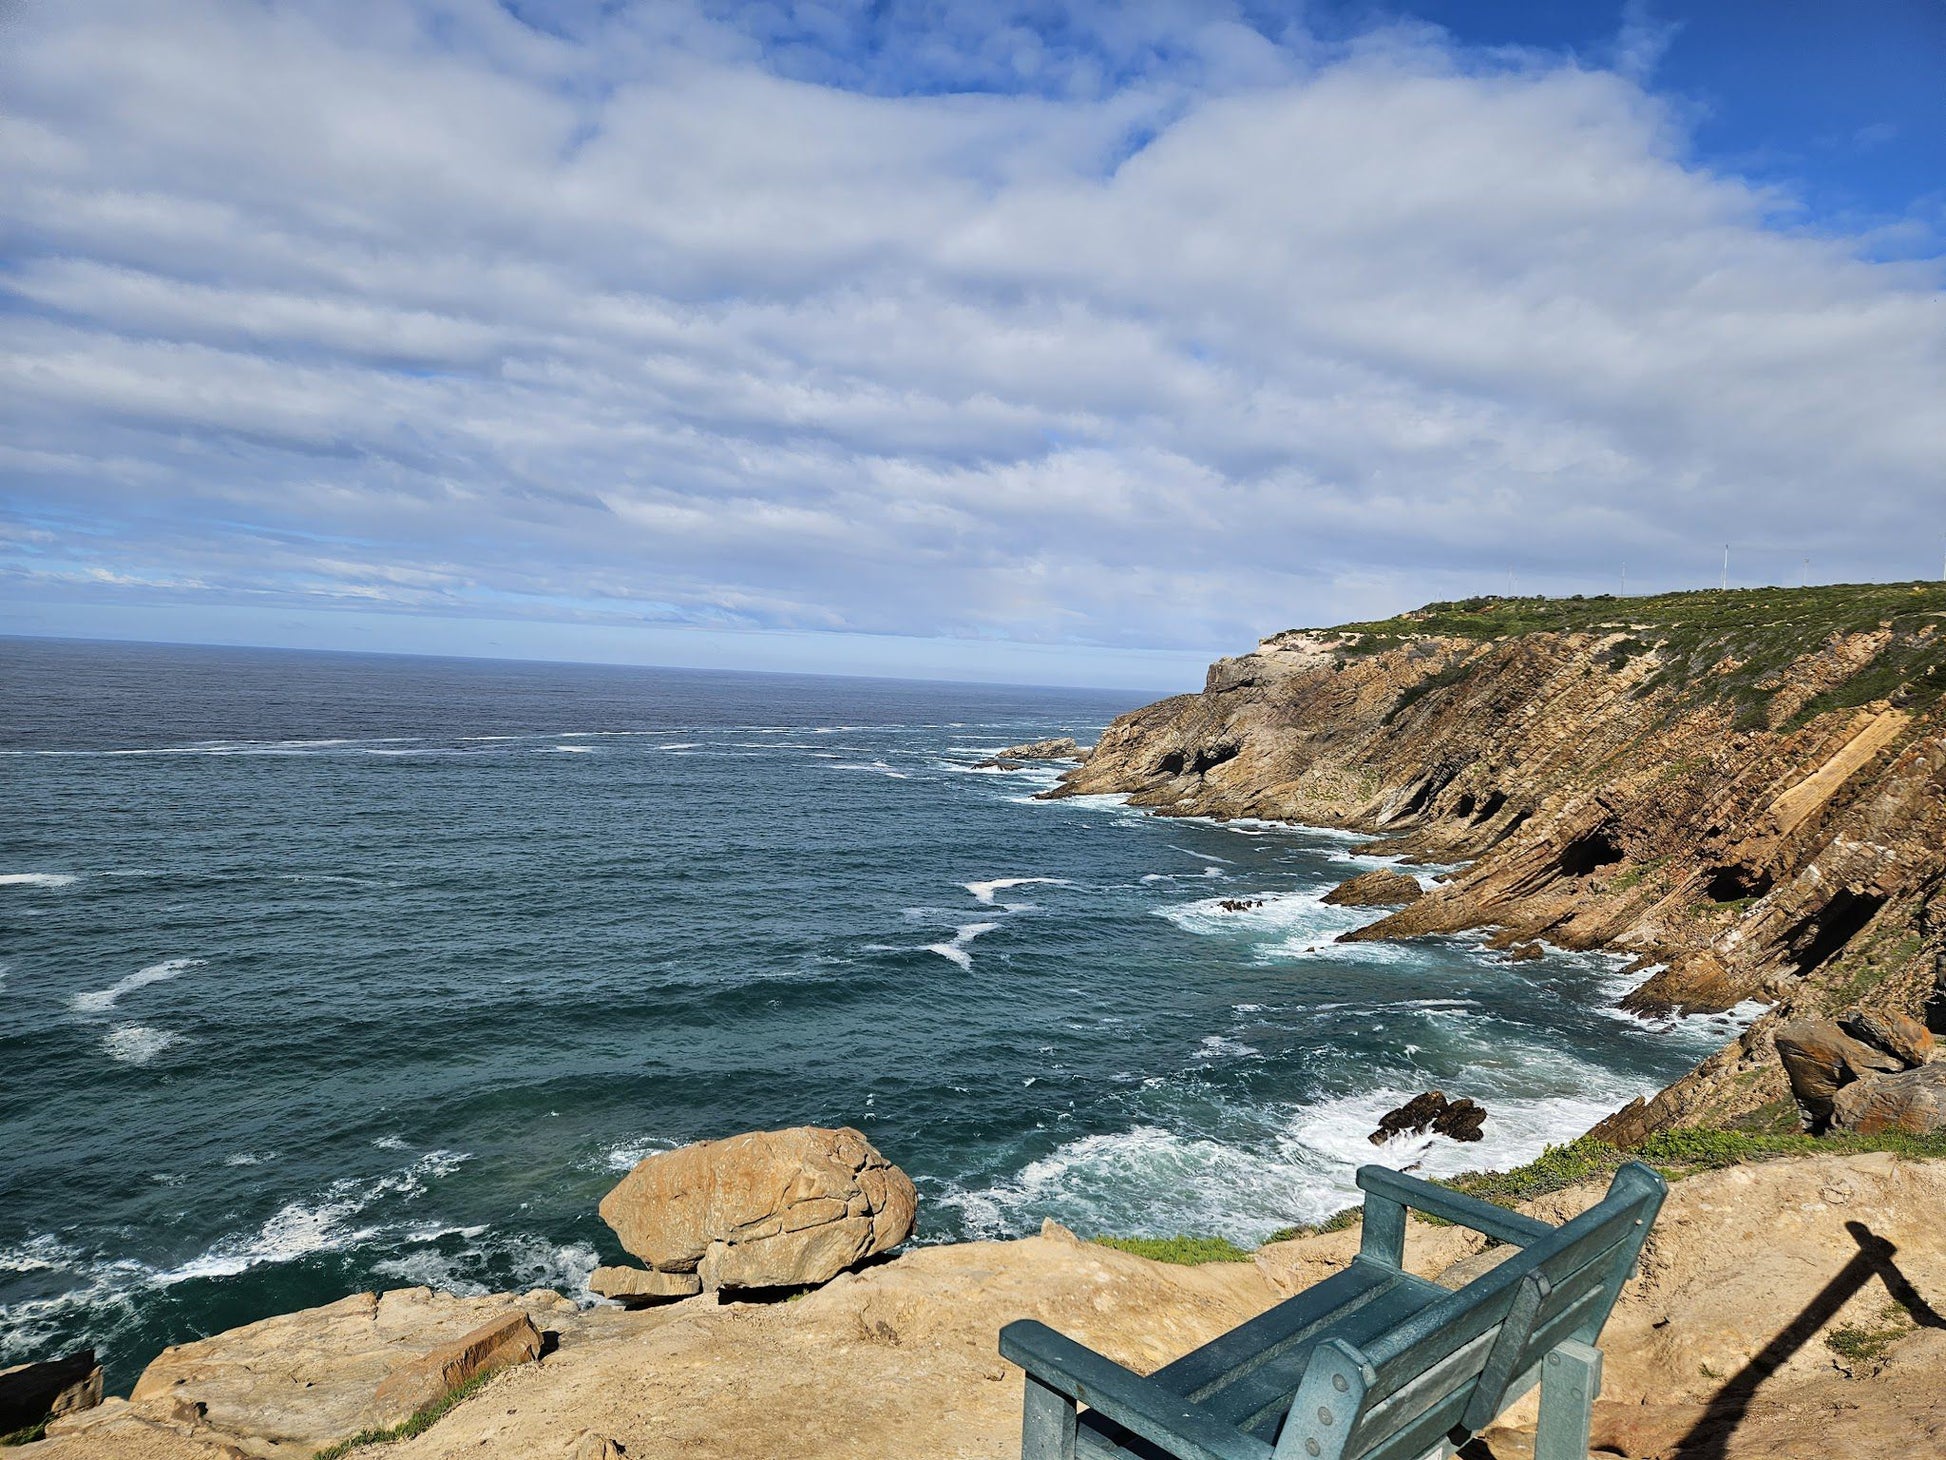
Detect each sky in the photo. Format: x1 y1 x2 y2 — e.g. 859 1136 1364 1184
1 1 1942 691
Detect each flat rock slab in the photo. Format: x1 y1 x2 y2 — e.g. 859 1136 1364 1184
1320 869 1423 908
93 1286 578 1458
590 1265 703 1305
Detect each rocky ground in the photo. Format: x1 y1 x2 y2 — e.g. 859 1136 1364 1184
22 1153 1946 1460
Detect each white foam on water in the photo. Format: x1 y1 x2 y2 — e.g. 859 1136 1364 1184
658 742 702 750
1158 890 1392 959
223 1152 274 1166
70 957 204 1014
599 1136 679 1172
536 744 596 754
102 1024 180 1064
0 872 78 888
1194 1035 1260 1063
964 876 1070 906
926 922 1000 970
373 1235 601 1306
154 1150 471 1286
372 1135 410 1150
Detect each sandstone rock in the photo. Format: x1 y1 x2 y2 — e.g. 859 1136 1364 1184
1839 1006 1935 1067
574 1433 628 1459
589 1265 702 1305
598 1126 917 1292
1502 941 1543 962
1775 1017 1906 1129
1618 949 1750 1016
123 1286 581 1457
1321 869 1423 908
1368 1091 1487 1144
367 1311 541 1430
0 1347 101 1433
1831 1064 1946 1135
972 737 1084 768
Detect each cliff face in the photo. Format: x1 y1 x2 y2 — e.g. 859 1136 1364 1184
1055 585 1946 1138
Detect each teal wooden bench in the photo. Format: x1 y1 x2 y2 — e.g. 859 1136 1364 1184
1000 1161 1665 1460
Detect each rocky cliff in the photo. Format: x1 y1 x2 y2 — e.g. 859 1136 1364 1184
1054 583 1946 1139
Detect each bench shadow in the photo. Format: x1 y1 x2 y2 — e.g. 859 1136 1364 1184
1668 1219 1945 1459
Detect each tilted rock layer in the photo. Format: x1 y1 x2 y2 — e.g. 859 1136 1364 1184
1055 585 1946 1139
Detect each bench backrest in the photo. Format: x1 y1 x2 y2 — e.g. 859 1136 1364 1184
1273 1161 1664 1460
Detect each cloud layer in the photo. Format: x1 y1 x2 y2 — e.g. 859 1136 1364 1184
3 1 1943 680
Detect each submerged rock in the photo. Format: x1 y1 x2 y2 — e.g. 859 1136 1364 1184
598 1126 917 1292
1217 898 1262 913
1321 869 1423 908
1368 1091 1487 1145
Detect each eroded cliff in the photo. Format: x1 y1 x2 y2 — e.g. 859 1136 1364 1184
1054 583 1946 1139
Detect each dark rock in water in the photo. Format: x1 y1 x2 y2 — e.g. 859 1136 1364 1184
1322 869 1423 908
1369 1091 1487 1145
973 737 1087 768
1503 941 1544 963
0 1348 101 1433
1218 898 1263 913
1838 1007 1934 1069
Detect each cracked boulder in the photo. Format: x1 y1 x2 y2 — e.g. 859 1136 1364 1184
598 1126 917 1292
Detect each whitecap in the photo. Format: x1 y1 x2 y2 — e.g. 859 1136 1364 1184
535 745 596 754
964 876 1070 906
0 873 78 888
102 1024 179 1064
925 922 999 971
70 957 204 1014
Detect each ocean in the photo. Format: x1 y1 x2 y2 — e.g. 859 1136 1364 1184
0 638 1751 1389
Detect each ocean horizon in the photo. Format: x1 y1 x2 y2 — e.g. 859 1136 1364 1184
1 637 1752 1389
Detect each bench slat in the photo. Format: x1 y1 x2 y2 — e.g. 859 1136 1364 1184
1153 1259 1409 1402
1196 1276 1445 1437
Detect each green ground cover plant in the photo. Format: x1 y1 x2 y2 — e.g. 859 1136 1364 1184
1090 1234 1256 1264
310 1368 502 1460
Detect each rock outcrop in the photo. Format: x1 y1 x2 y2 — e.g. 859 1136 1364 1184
598 1126 917 1292
1368 1091 1487 1144
1832 1064 1946 1136
1319 868 1422 907
588 1264 702 1306
1051 586 1946 1141
973 737 1087 768
45 1287 592 1458
1773 1007 1937 1131
0 1349 100 1435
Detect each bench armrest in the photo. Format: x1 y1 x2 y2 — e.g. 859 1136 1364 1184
1355 1166 1554 1265
1000 1320 1273 1460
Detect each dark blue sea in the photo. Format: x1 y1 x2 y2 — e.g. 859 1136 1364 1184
0 639 1750 1388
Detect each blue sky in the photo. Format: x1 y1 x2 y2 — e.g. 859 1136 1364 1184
2 1 1942 690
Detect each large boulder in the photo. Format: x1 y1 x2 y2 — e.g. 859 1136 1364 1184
598 1126 917 1292
1831 1064 1946 1136
1775 1017 1906 1130
1838 1006 1935 1068
1322 869 1423 908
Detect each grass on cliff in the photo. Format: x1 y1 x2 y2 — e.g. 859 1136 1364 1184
310 1368 500 1460
0 1422 47 1448
1300 581 1946 726
1091 1234 1256 1264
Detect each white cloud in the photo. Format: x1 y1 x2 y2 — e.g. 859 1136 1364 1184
1 0 1942 677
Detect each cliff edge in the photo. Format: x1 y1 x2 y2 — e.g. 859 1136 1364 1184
1055 583 1946 1139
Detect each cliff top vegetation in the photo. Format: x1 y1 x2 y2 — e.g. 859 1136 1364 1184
1279 580 1946 728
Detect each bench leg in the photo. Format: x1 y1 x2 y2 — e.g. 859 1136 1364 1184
1022 1373 1078 1460
1533 1339 1602 1460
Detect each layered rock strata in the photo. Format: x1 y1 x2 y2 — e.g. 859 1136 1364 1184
1053 588 1946 1140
